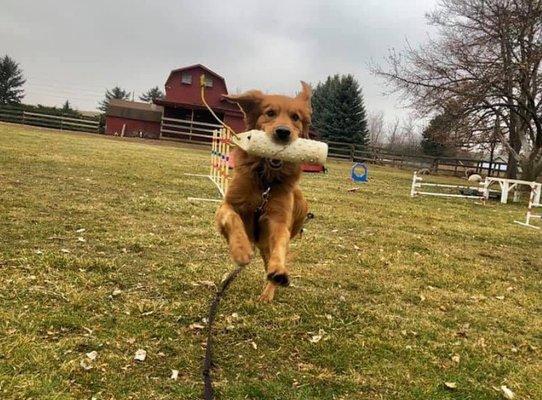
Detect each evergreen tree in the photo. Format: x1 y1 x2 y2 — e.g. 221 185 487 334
311 75 339 141
311 74 368 146
98 86 130 111
62 100 72 113
139 86 164 102
0 55 26 105
421 117 447 156
421 108 464 157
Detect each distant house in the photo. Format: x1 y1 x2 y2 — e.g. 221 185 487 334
105 64 245 141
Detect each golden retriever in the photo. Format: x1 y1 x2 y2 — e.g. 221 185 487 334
216 82 312 302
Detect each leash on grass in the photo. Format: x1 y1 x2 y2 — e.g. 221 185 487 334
202 185 271 399
202 211 315 399
202 263 246 400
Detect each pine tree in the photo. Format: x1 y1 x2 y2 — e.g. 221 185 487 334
421 108 463 157
311 74 368 146
62 100 72 113
139 86 164 102
421 118 447 156
98 86 130 111
311 75 339 142
0 55 26 105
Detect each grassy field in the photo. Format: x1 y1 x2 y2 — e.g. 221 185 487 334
0 123 540 400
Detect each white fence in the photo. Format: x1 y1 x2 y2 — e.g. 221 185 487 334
160 116 223 143
0 108 100 133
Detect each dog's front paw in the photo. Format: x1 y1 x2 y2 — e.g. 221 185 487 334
267 271 290 287
230 241 253 266
259 283 276 302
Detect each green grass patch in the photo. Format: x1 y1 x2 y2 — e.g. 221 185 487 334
0 123 541 399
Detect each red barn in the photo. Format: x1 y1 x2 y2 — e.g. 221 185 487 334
154 64 245 141
105 64 244 142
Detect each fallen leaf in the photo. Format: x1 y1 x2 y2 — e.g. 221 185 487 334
134 349 147 361
444 382 457 390
86 351 98 361
80 359 93 370
308 329 326 344
171 369 179 380
500 385 514 399
451 354 460 364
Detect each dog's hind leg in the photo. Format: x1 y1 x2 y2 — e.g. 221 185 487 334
290 187 308 239
261 214 292 300
216 203 253 266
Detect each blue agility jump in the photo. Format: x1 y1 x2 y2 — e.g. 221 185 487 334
351 163 368 182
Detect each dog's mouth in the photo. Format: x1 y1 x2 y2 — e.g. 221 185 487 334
267 159 283 170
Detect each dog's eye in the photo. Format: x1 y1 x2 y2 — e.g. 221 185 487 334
291 113 300 122
266 110 276 118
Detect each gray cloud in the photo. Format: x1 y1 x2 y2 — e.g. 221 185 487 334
1 0 437 119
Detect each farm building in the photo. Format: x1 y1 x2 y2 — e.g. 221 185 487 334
105 99 163 139
105 64 244 142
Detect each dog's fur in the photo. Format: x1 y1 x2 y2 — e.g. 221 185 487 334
216 82 312 302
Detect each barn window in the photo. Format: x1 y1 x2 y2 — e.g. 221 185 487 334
204 76 213 87
181 72 192 84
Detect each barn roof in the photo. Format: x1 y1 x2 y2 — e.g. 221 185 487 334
106 99 163 122
169 64 225 81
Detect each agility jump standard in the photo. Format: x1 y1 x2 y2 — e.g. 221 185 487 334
410 171 486 199
514 185 541 229
186 127 232 202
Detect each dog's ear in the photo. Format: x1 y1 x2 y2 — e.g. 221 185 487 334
297 82 312 138
297 81 312 104
223 90 263 129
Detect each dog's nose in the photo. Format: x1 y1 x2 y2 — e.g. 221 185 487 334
274 126 291 141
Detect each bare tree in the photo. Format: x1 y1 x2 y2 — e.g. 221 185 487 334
382 116 422 155
386 117 401 150
374 0 542 180
368 111 386 146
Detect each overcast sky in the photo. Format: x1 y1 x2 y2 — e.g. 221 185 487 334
1 0 438 120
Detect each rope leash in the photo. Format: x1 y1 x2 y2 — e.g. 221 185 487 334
202 264 246 400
